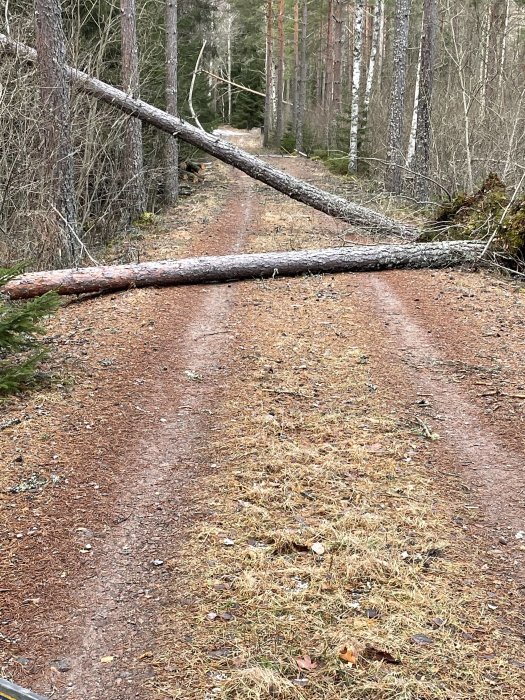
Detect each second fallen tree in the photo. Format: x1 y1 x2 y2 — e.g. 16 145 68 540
0 33 416 240
2 242 484 300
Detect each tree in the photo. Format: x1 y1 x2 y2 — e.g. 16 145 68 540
348 0 364 172
0 267 61 394
263 0 274 146
384 0 411 193
120 0 146 220
295 0 308 152
34 0 80 267
275 0 285 145
412 0 437 199
165 0 179 205
2 242 484 300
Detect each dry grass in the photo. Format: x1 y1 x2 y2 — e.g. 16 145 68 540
152 274 525 698
148 158 525 700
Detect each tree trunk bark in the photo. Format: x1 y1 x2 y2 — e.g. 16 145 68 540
295 0 308 153
120 0 146 219
0 33 417 239
412 0 437 200
275 0 285 145
332 0 343 115
348 0 364 173
2 242 483 300
165 0 179 205
34 0 80 267
384 0 411 194
293 0 299 132
263 0 274 147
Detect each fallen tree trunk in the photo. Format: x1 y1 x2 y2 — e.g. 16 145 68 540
2 242 483 300
0 33 416 239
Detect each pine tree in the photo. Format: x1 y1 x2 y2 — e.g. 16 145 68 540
0 269 61 395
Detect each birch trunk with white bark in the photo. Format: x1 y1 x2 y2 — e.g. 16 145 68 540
348 0 364 173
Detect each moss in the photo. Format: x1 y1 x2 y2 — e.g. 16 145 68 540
424 173 525 260
133 211 158 229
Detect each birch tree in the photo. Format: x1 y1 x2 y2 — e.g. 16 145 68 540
120 0 146 220
165 0 179 205
385 0 412 193
34 0 80 266
348 0 364 173
275 0 285 145
263 0 273 146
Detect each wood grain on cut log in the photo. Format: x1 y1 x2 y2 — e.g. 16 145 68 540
0 33 416 239
2 242 483 300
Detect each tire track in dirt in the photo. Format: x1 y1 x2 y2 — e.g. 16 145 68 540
344 271 525 583
3 162 257 699
57 171 256 699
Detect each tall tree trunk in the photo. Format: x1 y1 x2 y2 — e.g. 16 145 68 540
120 0 146 220
293 0 299 132
324 0 335 116
360 0 382 161
263 0 274 147
487 0 507 106
295 0 308 152
275 0 285 145
384 0 411 194
227 13 233 123
348 0 364 173
332 0 344 116
165 0 179 205
412 0 437 200
34 0 80 267
407 12 423 168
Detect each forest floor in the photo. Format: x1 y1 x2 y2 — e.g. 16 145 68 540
1 128 525 700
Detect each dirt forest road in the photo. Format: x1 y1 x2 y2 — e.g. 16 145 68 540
1 129 525 699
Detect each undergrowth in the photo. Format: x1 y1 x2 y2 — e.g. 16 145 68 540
420 173 525 267
0 268 61 396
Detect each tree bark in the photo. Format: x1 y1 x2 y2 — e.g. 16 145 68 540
348 0 364 173
385 0 411 194
295 0 308 153
0 33 417 239
275 0 285 145
34 0 80 267
165 0 179 205
412 0 437 200
263 0 274 147
293 0 299 132
120 0 146 219
2 242 483 300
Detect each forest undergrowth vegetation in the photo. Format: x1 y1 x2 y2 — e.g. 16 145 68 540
0 267 61 396
420 173 525 272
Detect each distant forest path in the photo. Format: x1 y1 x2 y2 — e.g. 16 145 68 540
1 129 524 699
